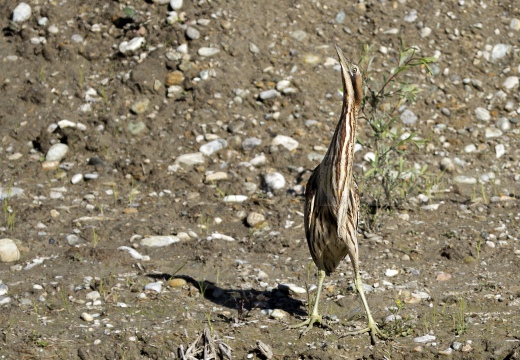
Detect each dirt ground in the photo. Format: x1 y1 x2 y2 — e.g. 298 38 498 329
1 0 519 359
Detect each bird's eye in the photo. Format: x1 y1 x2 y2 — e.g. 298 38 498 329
351 66 358 73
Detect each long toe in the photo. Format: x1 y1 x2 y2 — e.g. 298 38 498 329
289 314 330 336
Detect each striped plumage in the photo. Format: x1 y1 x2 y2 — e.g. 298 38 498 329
291 45 385 344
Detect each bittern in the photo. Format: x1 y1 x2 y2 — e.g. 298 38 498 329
291 45 385 344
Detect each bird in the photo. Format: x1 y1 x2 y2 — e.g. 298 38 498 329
290 45 386 344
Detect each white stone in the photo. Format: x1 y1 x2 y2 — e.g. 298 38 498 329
464 144 477 153
364 152 376 162
86 291 100 300
485 127 503 138
210 233 236 241
420 27 432 38
71 174 83 184
198 47 220 57
118 246 150 261
276 80 291 91
205 172 228 182
453 176 477 184
170 0 183 10
400 109 418 125
278 283 307 294
12 2 31 23
200 139 227 156
174 152 205 166
250 153 267 167
265 172 286 191
0 239 20 263
475 107 490 121
271 135 299 151
144 282 162 293
259 89 280 100
223 195 248 203
511 18 520 31
495 144 505 158
385 269 399 277
491 44 511 62
81 312 94 322
140 236 180 247
58 119 77 129
502 76 519 90
45 143 69 162
497 117 511 132
269 309 287 319
246 212 265 227
414 335 436 343
421 204 440 210
119 37 145 54
0 187 24 200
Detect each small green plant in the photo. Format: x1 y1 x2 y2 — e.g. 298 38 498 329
128 179 140 205
79 63 85 89
92 227 99 248
453 297 468 335
382 299 414 337
112 183 119 205
39 66 46 83
100 87 108 104
358 40 436 213
475 234 483 261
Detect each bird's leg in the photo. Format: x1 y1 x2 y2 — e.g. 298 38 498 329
290 269 331 335
341 272 387 345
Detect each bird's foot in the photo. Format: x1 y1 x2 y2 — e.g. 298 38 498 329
339 320 387 345
289 313 331 336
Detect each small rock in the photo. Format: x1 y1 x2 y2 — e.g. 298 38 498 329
440 158 455 172
130 99 150 114
290 30 308 42
198 47 220 57
81 312 94 322
71 174 83 184
491 44 511 62
420 27 432 38
502 76 519 90
200 139 227 156
335 12 346 23
185 26 200 40
495 144 505 158
118 246 150 260
259 89 280 100
86 291 100 300
0 187 24 200
302 54 321 65
278 283 307 294
270 309 287 319
165 71 184 86
400 109 418 125
249 43 260 54
119 37 145 54
247 212 265 227
497 117 511 132
264 172 286 191
250 153 266 167
414 335 436 343
140 236 180 247
144 282 162 293
42 161 60 171
168 278 187 287
46 143 69 162
475 107 490 121
439 348 453 356
452 342 463 351
222 195 248 203
385 314 403 322
485 127 502 138
0 284 8 296
174 152 205 166
403 9 417 22
271 135 299 151
436 272 452 281
12 2 31 23
276 80 291 91
453 176 477 185
464 144 477 153
511 18 520 31
170 0 183 10
205 172 228 182
0 239 20 263
385 269 399 277
242 137 262 151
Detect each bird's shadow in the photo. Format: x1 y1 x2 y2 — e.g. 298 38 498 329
148 273 308 321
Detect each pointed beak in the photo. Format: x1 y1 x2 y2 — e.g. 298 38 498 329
335 44 352 77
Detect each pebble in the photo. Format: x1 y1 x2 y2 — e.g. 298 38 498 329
250 153 266 167
210 233 235 241
198 47 220 57
0 296 12 305
484 128 502 138
436 272 452 281
453 176 477 185
119 37 145 54
452 342 463 351
420 27 432 38
170 0 183 10
46 143 69 162
502 76 519 90
174 152 205 166
385 269 399 277
511 18 520 31
302 54 321 65
278 283 307 294
271 135 299 151
290 30 308 42
66 234 85 246
242 137 262 151
385 314 402 322
495 144 505 158
168 278 187 287
165 71 184 86
200 139 227 156
12 2 31 22
259 89 280 100
491 44 511 62
0 239 20 263
403 9 417 22
205 172 228 182
264 172 286 191
71 174 83 184
0 284 7 296
414 334 436 343
464 144 477 153
144 282 162 293
140 236 180 247
400 109 418 125
247 212 265 227
439 348 453 356
269 309 287 319
185 27 200 40
81 312 94 322
474 107 490 121
440 157 455 172
335 12 346 23
118 246 150 261
0 186 24 200
223 195 248 203
249 43 260 54
86 291 100 300
421 204 440 211
130 98 150 114
497 117 510 132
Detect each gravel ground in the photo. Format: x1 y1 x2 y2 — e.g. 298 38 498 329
1 0 520 359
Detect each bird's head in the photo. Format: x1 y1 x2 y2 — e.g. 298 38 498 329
335 44 363 111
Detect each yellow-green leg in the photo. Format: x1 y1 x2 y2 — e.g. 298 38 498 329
342 273 387 344
290 269 330 335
